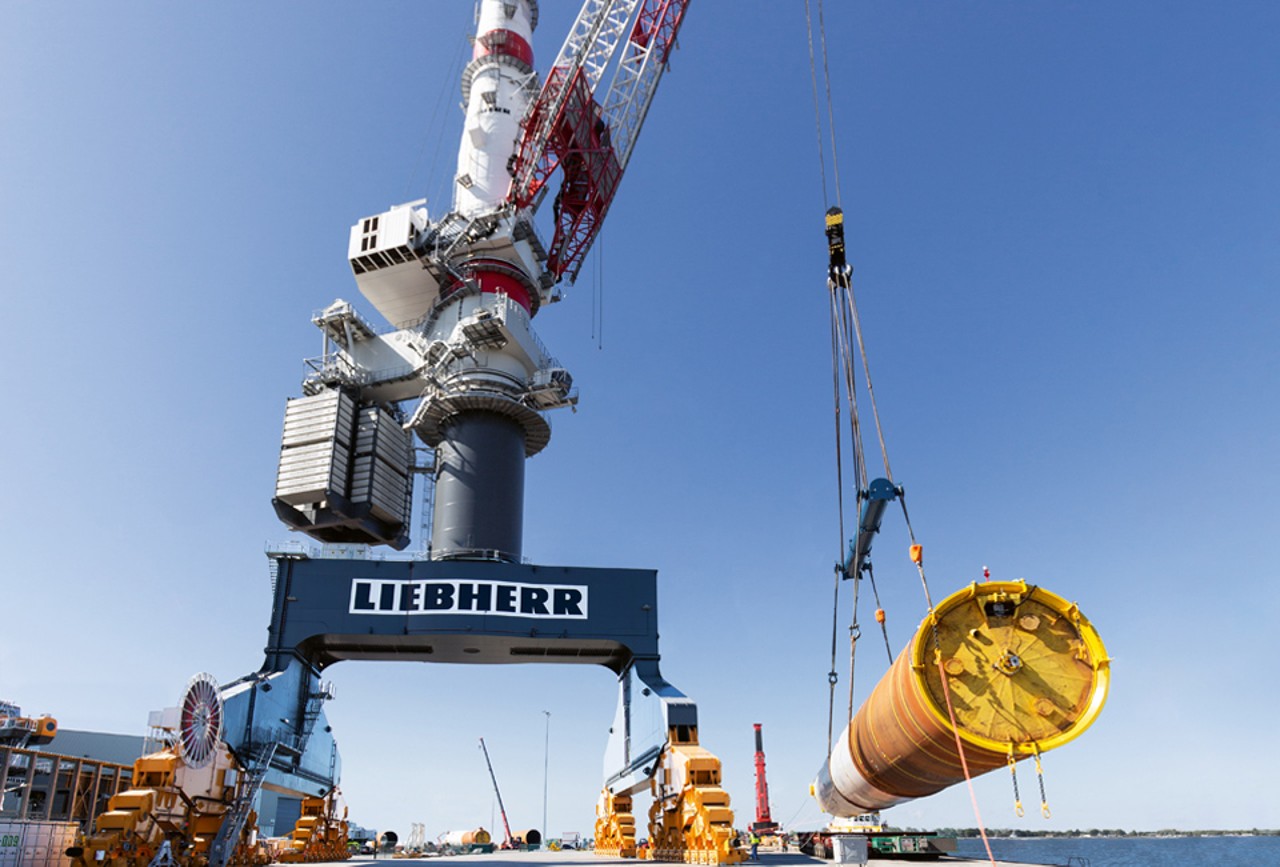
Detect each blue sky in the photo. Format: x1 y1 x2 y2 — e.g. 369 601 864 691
3 0 1278 840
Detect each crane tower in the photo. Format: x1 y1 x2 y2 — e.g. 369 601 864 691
272 0 690 561
248 2 746 863
275 0 562 559
75 6 748 867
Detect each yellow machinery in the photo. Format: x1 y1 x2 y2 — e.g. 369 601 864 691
276 793 349 863
594 790 636 859
70 672 348 867
597 725 743 865
0 700 58 748
72 747 270 867
73 744 351 867
814 580 1110 816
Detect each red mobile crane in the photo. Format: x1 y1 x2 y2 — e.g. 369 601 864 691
750 724 779 835
479 738 515 849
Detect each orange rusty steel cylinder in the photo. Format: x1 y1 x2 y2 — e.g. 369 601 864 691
441 828 492 846
814 580 1109 816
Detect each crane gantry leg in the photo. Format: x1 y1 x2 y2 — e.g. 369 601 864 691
594 663 743 865
595 730 742 866
646 726 742 865
594 789 638 858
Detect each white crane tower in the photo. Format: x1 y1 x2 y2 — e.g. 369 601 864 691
272 0 689 560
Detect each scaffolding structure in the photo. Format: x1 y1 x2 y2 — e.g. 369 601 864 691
1 745 133 830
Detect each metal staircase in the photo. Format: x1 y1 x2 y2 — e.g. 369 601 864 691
209 682 334 867
207 742 278 867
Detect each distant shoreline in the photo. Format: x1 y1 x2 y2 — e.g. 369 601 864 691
919 829 1280 839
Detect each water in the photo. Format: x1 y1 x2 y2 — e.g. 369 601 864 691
952 834 1280 866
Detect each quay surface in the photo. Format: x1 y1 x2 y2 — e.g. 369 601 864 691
328 849 1047 867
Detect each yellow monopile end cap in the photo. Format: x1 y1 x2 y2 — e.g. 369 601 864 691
910 580 1110 755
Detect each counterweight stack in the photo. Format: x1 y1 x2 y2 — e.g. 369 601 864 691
814 581 1110 816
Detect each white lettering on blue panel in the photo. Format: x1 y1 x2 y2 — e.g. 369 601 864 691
348 579 588 619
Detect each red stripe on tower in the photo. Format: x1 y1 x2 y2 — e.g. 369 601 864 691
474 29 534 67
468 260 534 312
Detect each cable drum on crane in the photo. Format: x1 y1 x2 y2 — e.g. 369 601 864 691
814 580 1110 816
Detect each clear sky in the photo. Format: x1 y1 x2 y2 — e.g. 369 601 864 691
3 0 1278 841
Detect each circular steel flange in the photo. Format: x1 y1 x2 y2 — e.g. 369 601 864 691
410 390 551 457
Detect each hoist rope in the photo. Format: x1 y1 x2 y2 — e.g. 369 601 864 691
802 6 998 857
863 562 894 664
899 493 996 866
842 281 894 481
827 264 876 743
408 28 471 205
592 231 605 349
825 285 847 756
835 278 868 490
812 0 864 758
803 0 845 209
845 567 861 723
815 0 845 209
803 0 831 209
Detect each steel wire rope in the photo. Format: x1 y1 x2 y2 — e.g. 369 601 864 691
811 0 869 757
815 0 845 209
898 492 997 866
808 0 838 754
803 6 998 860
862 562 894 665
845 559 861 723
782 795 823 833
842 280 894 482
405 25 472 206
803 0 831 209
832 267 872 729
593 230 605 349
824 283 847 755
836 273 868 492
835 265 900 713
827 264 872 745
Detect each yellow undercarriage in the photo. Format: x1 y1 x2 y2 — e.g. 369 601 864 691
71 747 346 867
595 726 744 865
274 796 350 863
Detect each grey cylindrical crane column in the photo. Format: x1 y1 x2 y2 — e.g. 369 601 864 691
431 411 526 562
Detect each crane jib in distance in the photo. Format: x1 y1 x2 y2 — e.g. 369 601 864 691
750 723 779 835
479 738 515 849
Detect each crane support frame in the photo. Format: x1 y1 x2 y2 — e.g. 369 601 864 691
213 552 699 822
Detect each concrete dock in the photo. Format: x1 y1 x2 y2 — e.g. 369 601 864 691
327 850 1052 867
